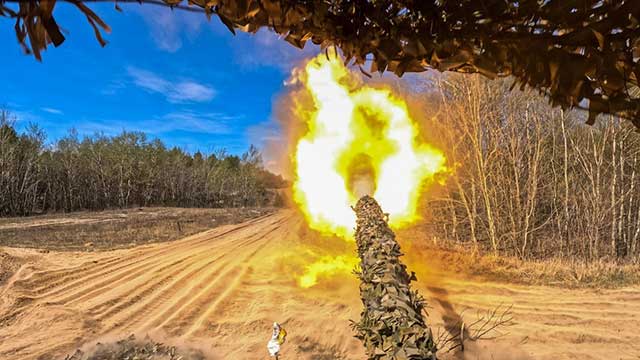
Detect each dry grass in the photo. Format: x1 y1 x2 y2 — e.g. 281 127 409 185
397 227 640 288
0 207 274 251
427 242 640 288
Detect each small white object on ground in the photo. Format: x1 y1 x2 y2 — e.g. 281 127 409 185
267 322 287 358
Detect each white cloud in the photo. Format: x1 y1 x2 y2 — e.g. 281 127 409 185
127 67 168 92
232 29 320 72
129 3 317 71
10 110 41 123
127 66 216 103
41 107 63 115
161 110 240 134
171 82 216 103
101 79 127 96
2 104 41 124
129 4 206 53
76 109 240 136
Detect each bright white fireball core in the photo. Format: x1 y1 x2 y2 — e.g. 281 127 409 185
292 55 446 239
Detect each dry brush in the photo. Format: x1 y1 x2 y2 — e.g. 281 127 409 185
423 74 640 262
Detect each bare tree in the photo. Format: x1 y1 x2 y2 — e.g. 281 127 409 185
0 115 286 217
429 74 640 262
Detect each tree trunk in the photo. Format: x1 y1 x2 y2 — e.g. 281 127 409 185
353 196 437 360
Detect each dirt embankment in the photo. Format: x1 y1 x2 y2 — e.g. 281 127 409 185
0 250 24 287
0 210 638 359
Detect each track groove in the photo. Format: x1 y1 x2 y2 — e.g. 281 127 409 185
13 214 273 297
136 219 286 334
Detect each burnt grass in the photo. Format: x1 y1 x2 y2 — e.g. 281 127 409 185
0 207 275 251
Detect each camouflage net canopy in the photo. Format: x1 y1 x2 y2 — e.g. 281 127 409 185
353 196 437 360
2 0 640 126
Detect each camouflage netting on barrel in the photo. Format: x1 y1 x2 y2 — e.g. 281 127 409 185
352 196 437 360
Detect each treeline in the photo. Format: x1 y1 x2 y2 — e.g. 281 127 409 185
423 75 640 262
0 110 287 216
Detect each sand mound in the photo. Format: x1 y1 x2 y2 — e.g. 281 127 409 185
0 250 23 286
64 334 206 360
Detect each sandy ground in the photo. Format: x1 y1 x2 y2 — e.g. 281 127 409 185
0 210 638 359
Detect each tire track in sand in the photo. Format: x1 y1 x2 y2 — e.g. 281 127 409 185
122 217 287 335
85 215 288 335
11 214 275 300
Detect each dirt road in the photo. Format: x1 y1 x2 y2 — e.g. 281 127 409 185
0 210 638 359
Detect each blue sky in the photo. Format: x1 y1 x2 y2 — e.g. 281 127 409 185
1 2 318 154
